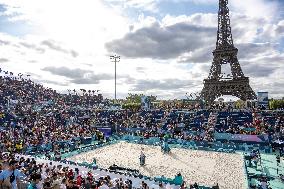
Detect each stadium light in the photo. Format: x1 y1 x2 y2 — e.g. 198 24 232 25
110 55 120 101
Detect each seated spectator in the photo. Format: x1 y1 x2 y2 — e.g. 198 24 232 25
27 173 42 189
173 173 183 186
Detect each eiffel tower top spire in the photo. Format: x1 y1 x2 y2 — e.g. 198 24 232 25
216 0 234 50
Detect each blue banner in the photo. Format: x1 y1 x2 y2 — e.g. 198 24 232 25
257 92 269 107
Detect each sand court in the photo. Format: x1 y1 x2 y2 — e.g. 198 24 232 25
68 141 247 189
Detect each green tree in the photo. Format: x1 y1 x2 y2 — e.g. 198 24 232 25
125 93 157 104
235 100 245 109
269 99 284 110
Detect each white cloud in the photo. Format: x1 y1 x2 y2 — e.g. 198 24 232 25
0 0 283 100
165 0 216 5
0 0 134 96
106 0 159 12
161 13 217 27
259 20 284 41
230 0 278 20
0 0 129 52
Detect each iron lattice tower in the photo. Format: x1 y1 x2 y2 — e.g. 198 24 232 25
200 0 256 104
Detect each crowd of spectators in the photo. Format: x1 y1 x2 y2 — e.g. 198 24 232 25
1 71 284 153
214 110 284 139
0 152 143 189
1 70 284 188
0 72 217 154
0 73 110 153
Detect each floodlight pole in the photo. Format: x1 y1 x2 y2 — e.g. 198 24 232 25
110 55 120 101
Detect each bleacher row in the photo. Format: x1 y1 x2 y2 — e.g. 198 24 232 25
216 112 253 131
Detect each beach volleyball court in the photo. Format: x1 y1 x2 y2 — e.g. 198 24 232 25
68 141 246 189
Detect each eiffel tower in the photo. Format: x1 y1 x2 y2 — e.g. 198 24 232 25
200 0 256 104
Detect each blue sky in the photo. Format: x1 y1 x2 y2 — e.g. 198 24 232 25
0 0 284 99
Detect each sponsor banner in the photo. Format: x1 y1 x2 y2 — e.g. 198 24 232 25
257 92 269 107
96 127 112 137
141 96 150 110
215 132 269 143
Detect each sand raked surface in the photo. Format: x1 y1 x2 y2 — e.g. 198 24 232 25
68 141 246 189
